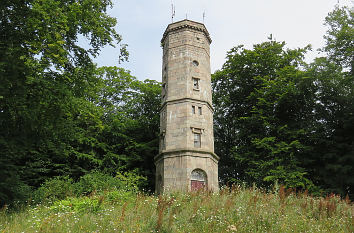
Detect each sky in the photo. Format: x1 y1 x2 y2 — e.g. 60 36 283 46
94 0 352 81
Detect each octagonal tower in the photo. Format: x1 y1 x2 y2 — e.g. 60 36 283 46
155 20 219 194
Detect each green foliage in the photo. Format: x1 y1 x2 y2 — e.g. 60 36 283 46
322 5 354 73
0 0 126 206
33 171 147 204
106 189 136 204
33 176 74 203
213 41 316 190
75 170 147 195
50 197 103 213
212 5 353 197
301 5 354 197
115 170 148 192
304 58 354 197
0 0 160 206
93 66 160 190
74 171 121 196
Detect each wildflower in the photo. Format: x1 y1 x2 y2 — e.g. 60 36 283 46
227 224 237 232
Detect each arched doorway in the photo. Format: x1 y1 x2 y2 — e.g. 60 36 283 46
191 169 207 191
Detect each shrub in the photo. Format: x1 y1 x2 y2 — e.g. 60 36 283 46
74 170 147 196
106 189 136 204
115 170 147 192
50 196 103 213
32 176 74 203
74 171 120 196
0 171 32 208
32 170 147 204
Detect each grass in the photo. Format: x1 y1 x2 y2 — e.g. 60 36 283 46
0 185 353 232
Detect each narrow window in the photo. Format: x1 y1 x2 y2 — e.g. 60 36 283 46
193 78 200 90
198 106 202 115
192 105 195 114
192 60 199 66
162 83 166 98
161 134 166 150
194 133 201 148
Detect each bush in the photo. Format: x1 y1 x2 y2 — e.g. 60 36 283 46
50 196 103 213
106 189 136 204
0 177 32 208
74 170 147 196
74 171 120 196
32 176 74 203
32 170 147 204
115 170 147 192
31 170 147 205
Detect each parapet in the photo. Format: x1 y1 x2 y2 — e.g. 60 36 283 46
161 19 212 44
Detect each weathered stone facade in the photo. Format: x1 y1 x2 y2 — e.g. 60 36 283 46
155 20 219 194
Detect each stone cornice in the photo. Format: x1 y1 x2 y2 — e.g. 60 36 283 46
161 19 212 44
154 149 220 164
160 98 214 113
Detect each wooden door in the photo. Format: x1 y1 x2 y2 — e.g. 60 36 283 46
191 180 205 191
191 169 207 191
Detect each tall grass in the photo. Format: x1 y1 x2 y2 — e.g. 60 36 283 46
0 185 353 232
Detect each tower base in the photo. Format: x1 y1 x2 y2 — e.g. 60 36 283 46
155 150 219 194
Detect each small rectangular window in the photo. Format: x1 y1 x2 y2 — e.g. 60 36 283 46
162 83 167 99
193 78 200 90
194 133 201 148
192 106 195 114
198 107 202 115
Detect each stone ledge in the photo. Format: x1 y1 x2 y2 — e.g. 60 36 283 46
154 149 219 163
160 98 214 112
161 19 212 44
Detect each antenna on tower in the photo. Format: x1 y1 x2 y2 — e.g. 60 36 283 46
171 3 176 23
203 11 206 23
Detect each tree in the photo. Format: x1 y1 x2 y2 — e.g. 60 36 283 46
303 5 354 197
322 5 354 74
212 41 317 190
0 0 126 205
305 57 354 197
94 67 160 190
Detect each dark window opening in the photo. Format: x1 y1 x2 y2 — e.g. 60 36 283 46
194 133 201 148
193 78 200 90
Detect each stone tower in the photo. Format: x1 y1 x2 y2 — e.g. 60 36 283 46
154 19 219 194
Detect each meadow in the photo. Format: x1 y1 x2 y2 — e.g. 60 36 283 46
1 185 353 233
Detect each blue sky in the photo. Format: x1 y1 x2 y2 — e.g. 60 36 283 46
94 0 352 81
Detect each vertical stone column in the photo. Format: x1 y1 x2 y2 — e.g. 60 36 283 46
155 20 219 194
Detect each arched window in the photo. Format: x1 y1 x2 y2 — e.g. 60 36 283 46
191 169 207 191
